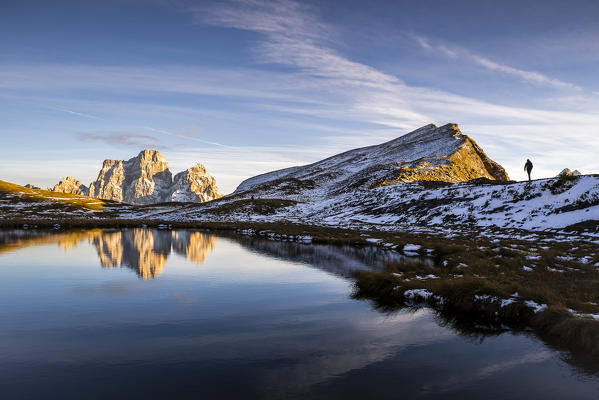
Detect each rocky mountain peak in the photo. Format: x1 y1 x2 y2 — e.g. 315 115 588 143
169 163 222 202
50 176 90 196
121 149 172 204
50 150 221 205
235 123 509 196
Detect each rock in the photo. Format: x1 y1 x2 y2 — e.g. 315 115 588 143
89 160 125 201
50 176 89 195
88 150 220 204
168 163 222 202
558 168 582 177
235 123 509 196
24 184 41 190
89 150 172 204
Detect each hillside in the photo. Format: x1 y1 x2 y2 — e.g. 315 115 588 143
235 123 508 199
1 123 598 237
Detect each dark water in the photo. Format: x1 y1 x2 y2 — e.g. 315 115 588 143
1 229 598 399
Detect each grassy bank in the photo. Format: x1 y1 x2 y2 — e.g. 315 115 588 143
353 236 599 355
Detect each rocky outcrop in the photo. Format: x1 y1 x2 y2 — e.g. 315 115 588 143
24 184 41 190
50 176 89 196
235 123 509 197
88 160 125 202
558 168 582 177
81 150 220 205
89 150 172 204
168 164 222 202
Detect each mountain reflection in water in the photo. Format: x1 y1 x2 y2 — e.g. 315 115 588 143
0 228 418 280
0 229 216 279
2 228 599 399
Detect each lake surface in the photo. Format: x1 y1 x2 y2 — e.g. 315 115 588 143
1 228 599 399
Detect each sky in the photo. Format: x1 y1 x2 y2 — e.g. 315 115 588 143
1 0 599 194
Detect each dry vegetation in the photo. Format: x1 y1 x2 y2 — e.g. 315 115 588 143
0 180 106 210
352 234 599 356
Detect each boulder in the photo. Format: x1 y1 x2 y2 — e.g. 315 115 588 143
558 168 582 177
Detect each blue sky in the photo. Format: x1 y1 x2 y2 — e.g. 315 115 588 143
2 0 599 193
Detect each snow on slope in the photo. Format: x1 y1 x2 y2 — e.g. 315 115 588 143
3 122 598 237
166 173 598 235
235 123 508 198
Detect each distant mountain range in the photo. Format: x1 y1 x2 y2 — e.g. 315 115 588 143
4 123 597 234
47 150 222 205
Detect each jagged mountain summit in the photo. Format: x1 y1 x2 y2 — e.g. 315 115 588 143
51 176 89 196
89 150 173 204
51 150 222 205
169 164 222 203
235 123 509 197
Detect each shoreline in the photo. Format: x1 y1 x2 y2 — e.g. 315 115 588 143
2 219 599 361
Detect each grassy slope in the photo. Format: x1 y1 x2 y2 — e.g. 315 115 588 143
0 180 106 210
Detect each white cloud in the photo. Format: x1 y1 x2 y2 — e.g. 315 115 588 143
415 35 582 91
2 0 599 190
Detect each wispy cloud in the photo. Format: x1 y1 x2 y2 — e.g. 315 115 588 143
142 126 236 149
55 107 101 119
415 35 582 91
421 350 552 394
2 0 599 190
76 131 166 149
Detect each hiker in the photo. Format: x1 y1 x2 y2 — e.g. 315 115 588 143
524 159 533 182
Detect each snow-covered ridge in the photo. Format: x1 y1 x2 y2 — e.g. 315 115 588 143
234 123 508 198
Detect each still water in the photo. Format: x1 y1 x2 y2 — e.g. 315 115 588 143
1 228 598 399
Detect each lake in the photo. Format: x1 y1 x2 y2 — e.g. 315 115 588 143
1 228 598 399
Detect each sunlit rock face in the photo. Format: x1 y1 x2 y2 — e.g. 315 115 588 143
235 123 509 196
87 150 220 204
168 164 222 203
88 160 126 202
50 176 90 196
171 231 217 264
89 150 172 205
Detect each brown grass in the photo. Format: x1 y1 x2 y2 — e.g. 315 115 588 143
0 180 106 210
353 234 599 355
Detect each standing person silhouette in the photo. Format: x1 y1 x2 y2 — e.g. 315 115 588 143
524 159 533 182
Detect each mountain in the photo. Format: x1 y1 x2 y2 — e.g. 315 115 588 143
51 176 89 196
89 150 173 204
50 150 222 205
169 164 222 202
4 123 597 234
234 123 508 199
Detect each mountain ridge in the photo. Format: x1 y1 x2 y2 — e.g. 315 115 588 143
234 123 509 199
50 150 222 205
1 121 598 235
